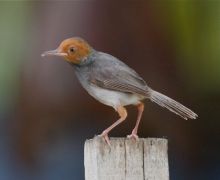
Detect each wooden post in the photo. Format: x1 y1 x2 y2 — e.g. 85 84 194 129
84 137 169 180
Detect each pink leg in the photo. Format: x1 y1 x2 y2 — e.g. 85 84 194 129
127 102 144 140
100 106 127 145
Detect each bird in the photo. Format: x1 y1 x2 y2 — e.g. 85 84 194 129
42 37 198 145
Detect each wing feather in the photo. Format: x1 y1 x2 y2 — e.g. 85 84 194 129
88 52 150 97
91 78 150 97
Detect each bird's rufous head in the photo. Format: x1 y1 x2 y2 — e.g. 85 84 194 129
42 37 92 64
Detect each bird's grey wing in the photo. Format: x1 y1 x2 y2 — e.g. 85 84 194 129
89 52 150 97
92 78 149 97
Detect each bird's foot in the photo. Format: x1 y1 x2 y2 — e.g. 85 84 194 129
127 131 139 141
99 131 111 146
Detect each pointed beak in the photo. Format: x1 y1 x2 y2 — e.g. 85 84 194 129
41 49 67 57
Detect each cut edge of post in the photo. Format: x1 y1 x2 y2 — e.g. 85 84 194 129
85 136 168 143
84 137 169 180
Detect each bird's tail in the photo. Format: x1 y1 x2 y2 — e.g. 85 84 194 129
149 89 198 120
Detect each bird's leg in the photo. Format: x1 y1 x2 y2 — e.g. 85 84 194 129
127 102 144 140
100 106 127 145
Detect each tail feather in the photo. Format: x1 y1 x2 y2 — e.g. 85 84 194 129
149 90 198 120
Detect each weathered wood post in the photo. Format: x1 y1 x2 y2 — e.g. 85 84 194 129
84 137 169 180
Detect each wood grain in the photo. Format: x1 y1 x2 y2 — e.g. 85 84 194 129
84 137 169 180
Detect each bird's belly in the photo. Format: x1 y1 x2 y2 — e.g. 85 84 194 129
87 85 144 109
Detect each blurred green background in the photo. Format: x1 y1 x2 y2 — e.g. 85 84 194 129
0 1 219 180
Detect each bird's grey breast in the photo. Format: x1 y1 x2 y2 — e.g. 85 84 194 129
74 64 92 89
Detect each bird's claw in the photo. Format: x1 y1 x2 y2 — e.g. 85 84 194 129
127 133 139 141
99 132 111 146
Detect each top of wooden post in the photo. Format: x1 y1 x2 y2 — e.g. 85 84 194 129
84 137 169 180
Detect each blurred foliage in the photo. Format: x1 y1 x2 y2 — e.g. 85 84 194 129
170 2 220 93
0 2 29 112
151 1 220 93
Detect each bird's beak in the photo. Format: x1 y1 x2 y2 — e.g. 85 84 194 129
41 49 67 57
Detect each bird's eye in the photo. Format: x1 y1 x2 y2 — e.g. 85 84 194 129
69 47 75 53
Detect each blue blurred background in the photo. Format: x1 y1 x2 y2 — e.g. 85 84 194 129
0 1 219 180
